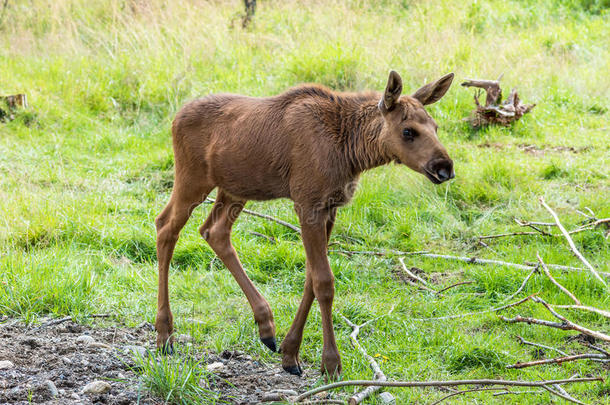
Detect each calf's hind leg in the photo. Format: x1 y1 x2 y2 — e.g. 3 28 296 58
155 182 213 353
199 190 277 352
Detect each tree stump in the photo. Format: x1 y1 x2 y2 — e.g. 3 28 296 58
461 76 535 128
0 93 28 121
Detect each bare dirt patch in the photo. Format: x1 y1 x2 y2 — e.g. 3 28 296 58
0 318 318 404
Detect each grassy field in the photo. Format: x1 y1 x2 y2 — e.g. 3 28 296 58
1 0 609 403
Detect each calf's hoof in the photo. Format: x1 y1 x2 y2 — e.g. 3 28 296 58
156 334 175 355
321 358 342 380
283 364 303 376
260 336 277 353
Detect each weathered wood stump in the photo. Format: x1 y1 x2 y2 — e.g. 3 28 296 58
0 94 28 121
461 76 535 128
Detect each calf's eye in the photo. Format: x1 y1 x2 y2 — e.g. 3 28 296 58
402 128 416 141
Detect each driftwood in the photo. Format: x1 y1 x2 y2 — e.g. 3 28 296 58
461 76 534 128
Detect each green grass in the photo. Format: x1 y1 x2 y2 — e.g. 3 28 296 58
1 0 609 403
132 348 220 405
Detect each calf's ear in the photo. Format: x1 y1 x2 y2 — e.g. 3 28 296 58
380 70 403 111
412 73 454 105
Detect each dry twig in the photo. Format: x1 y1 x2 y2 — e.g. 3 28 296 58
33 314 111 330
413 295 535 321
436 281 474 294
539 197 607 287
500 297 610 343
398 258 436 293
550 305 610 320
507 353 608 369
537 253 581 305
205 198 301 234
339 308 395 405
515 335 567 356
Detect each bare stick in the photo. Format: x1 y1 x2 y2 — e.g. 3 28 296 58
436 281 474 294
539 197 607 287
551 305 610 320
293 377 602 403
249 231 276 243
537 253 581 305
34 314 111 330
339 313 389 405
417 253 596 276
398 258 436 293
507 353 608 369
328 249 428 257
431 387 506 405
533 297 610 342
205 198 301 234
478 231 548 240
542 384 586 405
413 295 534 321
580 342 610 357
516 335 567 356
493 389 545 396
412 267 537 321
500 299 610 343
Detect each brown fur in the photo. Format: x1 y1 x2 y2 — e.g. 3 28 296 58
154 71 455 377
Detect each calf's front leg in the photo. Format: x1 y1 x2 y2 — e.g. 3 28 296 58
298 211 342 377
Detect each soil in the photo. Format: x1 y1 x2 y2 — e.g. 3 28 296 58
0 317 319 404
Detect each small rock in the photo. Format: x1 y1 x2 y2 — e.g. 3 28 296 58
81 359 90 366
177 334 192 343
0 360 14 369
261 388 298 401
90 342 111 349
58 389 66 396
206 361 225 372
379 392 396 404
76 335 95 345
61 357 72 365
70 393 80 400
124 345 147 358
82 380 111 394
45 380 59 397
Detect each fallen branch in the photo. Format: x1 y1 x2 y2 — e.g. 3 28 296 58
204 198 301 234
412 295 534 321
516 335 567 356
431 387 506 405
339 308 395 405
328 248 428 257
537 253 581 305
539 197 607 287
500 297 610 343
293 377 602 403
550 305 610 320
478 231 547 240
436 280 474 294
398 258 436 293
542 384 586 405
507 353 608 369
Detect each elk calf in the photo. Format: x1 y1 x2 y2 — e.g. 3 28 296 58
155 70 455 377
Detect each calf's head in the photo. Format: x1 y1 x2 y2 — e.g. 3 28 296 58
378 70 455 184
